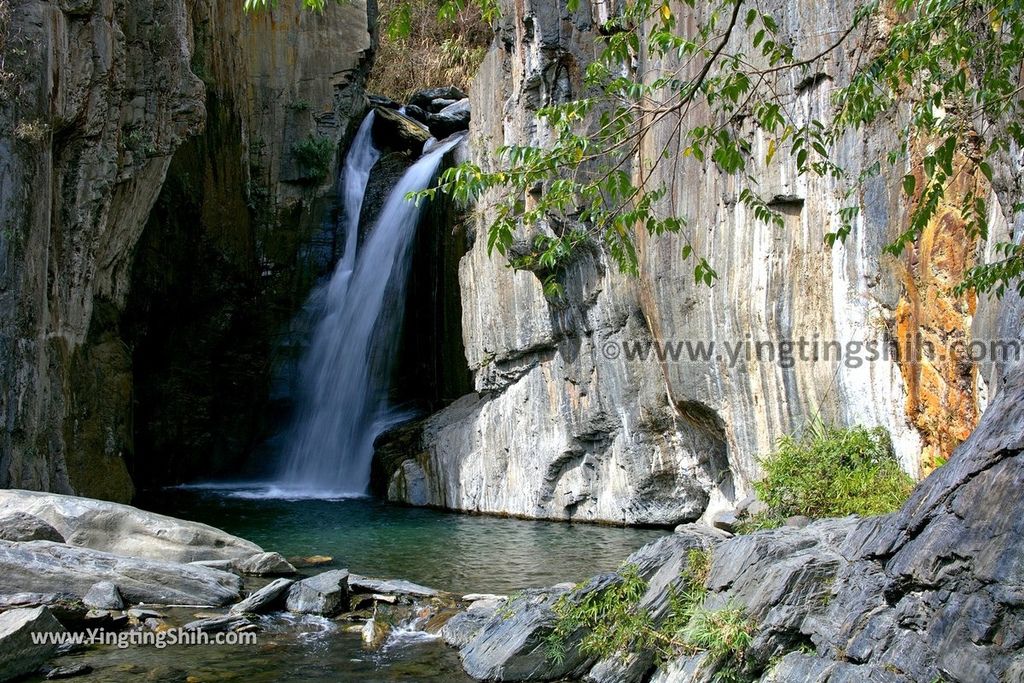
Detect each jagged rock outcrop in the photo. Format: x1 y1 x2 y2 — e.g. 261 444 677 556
0 607 65 682
378 0 1024 523
448 366 1024 682
0 0 373 499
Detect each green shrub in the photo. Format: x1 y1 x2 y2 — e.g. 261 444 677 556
751 424 914 523
546 550 755 681
291 135 335 181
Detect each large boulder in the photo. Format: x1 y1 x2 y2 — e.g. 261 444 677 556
0 540 242 607
425 99 471 139
402 99 471 139
82 581 125 610
0 513 65 543
285 570 350 616
232 552 296 576
408 86 468 110
459 584 589 681
0 490 263 563
0 607 65 682
440 597 506 648
371 106 432 156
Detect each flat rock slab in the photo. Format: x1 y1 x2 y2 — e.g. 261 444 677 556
0 540 242 607
183 615 252 633
348 574 439 597
0 490 263 563
229 578 294 615
0 607 66 682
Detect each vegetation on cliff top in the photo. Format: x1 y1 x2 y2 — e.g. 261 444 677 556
369 0 490 100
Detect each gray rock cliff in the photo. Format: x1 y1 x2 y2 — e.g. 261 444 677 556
379 0 1024 524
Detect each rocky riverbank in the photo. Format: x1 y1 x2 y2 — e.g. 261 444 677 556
433 366 1024 682
1 393 1021 683
0 490 473 681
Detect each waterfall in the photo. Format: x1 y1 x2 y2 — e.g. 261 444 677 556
273 118 462 497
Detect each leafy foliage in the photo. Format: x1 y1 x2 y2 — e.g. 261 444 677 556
546 550 756 681
411 0 1024 296
750 423 914 524
291 135 335 181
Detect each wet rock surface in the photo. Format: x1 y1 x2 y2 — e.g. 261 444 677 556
229 578 294 615
285 570 351 616
372 106 433 155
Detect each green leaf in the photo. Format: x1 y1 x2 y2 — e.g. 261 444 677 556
902 174 916 197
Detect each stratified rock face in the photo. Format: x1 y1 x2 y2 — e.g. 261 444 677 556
0 0 206 502
380 0 1024 522
0 0 373 498
651 371 1024 681
0 489 263 563
448 369 1024 682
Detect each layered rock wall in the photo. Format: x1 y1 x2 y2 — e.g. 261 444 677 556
381 0 1024 524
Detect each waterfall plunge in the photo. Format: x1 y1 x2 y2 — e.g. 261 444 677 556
274 117 462 497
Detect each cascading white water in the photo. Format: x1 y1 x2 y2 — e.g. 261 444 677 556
274 120 463 496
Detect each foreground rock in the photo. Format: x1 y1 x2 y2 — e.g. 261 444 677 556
0 490 263 563
285 570 350 616
183 615 252 634
0 540 242 607
456 528 719 681
440 596 507 648
459 585 584 681
348 575 439 598
82 581 124 610
0 607 66 682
